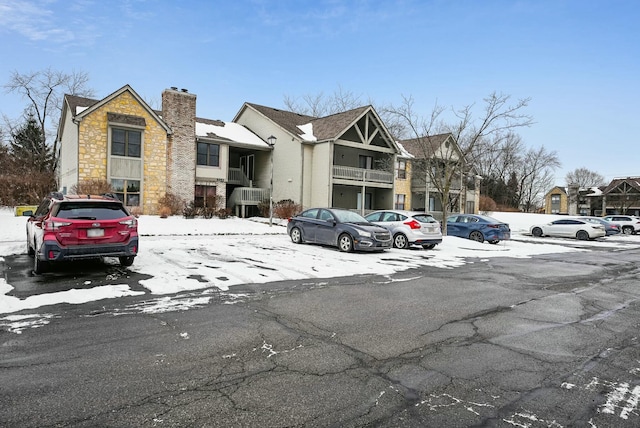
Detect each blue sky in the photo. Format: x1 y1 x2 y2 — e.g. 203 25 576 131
1 0 638 185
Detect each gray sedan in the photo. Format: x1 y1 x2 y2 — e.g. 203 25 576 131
287 208 392 252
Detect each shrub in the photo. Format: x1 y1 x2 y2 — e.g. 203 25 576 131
274 199 301 219
199 206 216 219
158 206 171 218
479 195 497 213
71 179 113 195
258 199 301 219
130 206 142 218
183 201 197 219
216 208 232 219
158 192 185 215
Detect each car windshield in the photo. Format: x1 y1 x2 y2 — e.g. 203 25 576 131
333 210 368 224
53 202 130 220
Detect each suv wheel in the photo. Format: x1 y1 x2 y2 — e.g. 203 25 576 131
119 256 135 267
622 226 634 235
33 255 47 275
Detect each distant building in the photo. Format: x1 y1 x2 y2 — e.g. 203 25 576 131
544 177 640 216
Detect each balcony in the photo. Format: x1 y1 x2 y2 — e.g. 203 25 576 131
228 167 250 186
228 187 268 208
332 165 393 184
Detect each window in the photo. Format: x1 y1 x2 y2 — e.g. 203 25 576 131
111 128 141 158
396 160 406 179
195 185 217 208
112 179 140 206
359 155 373 169
197 142 220 166
395 194 406 210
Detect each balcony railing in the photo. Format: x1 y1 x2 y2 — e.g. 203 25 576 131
333 165 393 184
228 167 250 186
228 187 269 208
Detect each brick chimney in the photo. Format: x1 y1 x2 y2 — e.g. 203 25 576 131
162 88 197 204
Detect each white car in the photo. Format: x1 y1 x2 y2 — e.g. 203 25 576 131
365 210 442 249
602 215 640 235
530 218 606 240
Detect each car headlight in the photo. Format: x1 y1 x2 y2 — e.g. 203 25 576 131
358 230 372 238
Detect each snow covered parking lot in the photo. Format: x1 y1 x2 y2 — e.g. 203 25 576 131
2 208 640 315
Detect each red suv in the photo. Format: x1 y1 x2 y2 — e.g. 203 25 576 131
26 192 139 274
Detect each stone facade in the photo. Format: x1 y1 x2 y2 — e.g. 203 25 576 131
395 159 412 209
77 90 168 214
162 88 197 204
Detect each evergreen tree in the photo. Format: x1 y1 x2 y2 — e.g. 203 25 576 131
10 114 52 173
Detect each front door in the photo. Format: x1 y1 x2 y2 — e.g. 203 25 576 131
240 154 255 181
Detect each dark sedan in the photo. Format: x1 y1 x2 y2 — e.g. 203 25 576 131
287 208 392 252
446 214 511 244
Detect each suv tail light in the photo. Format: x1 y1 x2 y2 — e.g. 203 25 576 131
44 220 72 230
119 217 137 228
404 219 422 230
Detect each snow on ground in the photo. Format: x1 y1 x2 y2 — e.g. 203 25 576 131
1 207 639 317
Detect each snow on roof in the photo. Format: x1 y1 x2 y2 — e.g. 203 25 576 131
297 123 317 142
195 120 268 148
396 141 415 159
76 106 89 114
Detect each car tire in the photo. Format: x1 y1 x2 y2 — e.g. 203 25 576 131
338 233 353 252
33 254 47 275
531 227 543 237
576 230 590 241
622 226 634 235
119 256 135 267
469 231 484 243
290 227 303 244
393 233 409 249
422 244 436 250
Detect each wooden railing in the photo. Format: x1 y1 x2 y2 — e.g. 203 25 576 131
228 187 269 207
228 168 250 186
332 165 393 184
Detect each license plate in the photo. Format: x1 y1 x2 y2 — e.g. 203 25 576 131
87 228 104 238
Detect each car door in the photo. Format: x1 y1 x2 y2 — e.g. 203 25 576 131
294 208 321 243
314 209 338 245
446 215 463 237
27 198 52 252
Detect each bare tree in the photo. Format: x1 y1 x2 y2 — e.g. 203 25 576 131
384 92 534 231
565 167 606 188
517 146 561 212
283 85 363 117
3 68 94 172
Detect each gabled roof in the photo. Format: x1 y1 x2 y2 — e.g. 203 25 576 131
309 106 369 141
65 94 98 115
195 118 270 150
238 103 315 138
71 84 170 134
235 103 397 151
602 177 640 194
398 133 456 159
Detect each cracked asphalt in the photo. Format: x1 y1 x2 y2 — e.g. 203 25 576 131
1 247 640 427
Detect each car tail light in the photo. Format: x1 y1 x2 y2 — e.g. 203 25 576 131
119 217 137 228
404 219 422 230
487 224 500 229
44 220 72 230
